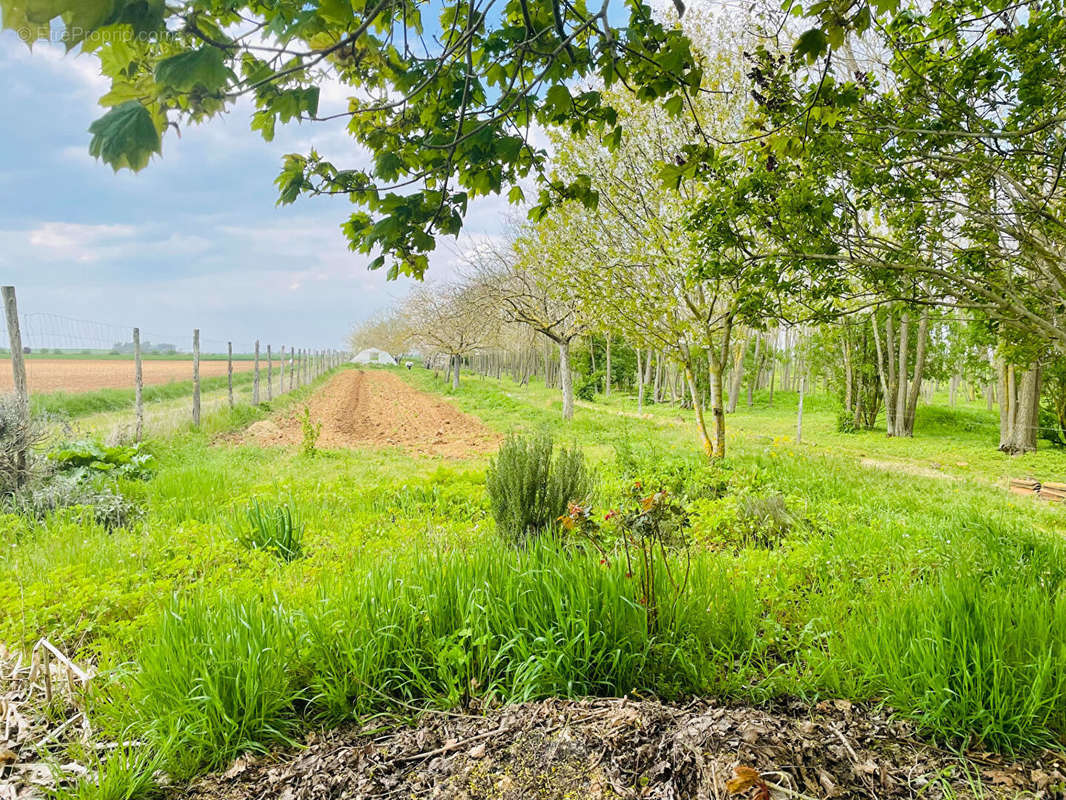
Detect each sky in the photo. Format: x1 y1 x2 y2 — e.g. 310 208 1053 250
0 31 510 353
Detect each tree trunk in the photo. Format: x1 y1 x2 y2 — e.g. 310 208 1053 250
605 333 612 398
899 309 930 437
998 357 1012 449
727 334 749 413
708 355 726 458
748 335 762 408
1001 363 1040 454
653 351 662 402
796 372 806 444
559 339 574 421
949 374 959 407
884 314 898 436
890 311 910 437
685 362 714 460
842 333 853 414
451 355 461 389
636 348 645 414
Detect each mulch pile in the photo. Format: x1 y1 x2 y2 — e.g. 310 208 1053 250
179 697 1066 800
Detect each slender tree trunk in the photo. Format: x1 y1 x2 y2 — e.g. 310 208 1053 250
748 335 762 408
797 372 806 444
899 309 930 437
605 333 612 398
840 331 852 413
685 362 714 460
727 334 749 413
885 314 898 436
559 339 574 421
890 311 910 437
998 357 1012 449
653 351 662 402
708 354 727 458
636 348 645 414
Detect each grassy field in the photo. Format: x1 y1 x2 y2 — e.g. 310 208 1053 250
3 365 1066 795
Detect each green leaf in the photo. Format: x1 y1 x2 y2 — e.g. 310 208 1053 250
795 28 829 60
87 100 161 171
154 47 233 93
507 185 525 204
663 94 684 116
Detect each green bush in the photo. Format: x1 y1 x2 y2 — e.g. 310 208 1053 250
8 476 141 530
486 431 593 545
49 439 154 481
836 409 859 433
228 500 305 561
575 373 600 402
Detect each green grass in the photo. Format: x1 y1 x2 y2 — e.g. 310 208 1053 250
31 371 258 418
4 363 1066 796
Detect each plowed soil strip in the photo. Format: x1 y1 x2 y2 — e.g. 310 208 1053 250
236 369 500 457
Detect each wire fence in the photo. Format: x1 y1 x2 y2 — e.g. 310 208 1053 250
1 286 349 441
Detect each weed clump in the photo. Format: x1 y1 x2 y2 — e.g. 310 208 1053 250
299 407 322 457
229 499 305 561
486 431 593 545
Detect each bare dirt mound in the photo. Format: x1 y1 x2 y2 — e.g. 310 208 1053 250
179 698 1064 800
237 369 500 457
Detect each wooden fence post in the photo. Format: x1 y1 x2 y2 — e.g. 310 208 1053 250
267 344 273 402
2 286 27 407
3 286 29 484
134 327 143 440
227 342 234 408
192 329 201 427
253 340 260 405
279 346 285 396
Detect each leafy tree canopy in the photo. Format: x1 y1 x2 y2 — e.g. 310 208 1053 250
2 0 708 277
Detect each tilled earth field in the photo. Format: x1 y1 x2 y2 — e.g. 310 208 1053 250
179 697 1066 800
235 369 501 457
0 359 254 394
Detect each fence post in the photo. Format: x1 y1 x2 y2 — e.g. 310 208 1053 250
253 340 260 405
288 345 295 391
267 344 273 402
134 327 143 440
192 329 201 427
2 286 27 406
3 286 29 484
279 346 285 396
227 342 234 408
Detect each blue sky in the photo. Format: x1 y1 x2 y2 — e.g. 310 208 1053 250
0 31 509 353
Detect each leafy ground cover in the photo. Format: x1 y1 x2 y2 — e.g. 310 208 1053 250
2 365 1066 797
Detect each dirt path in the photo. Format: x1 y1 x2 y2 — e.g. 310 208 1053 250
236 369 501 457
179 697 1064 800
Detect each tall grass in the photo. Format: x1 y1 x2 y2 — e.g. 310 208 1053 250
33 372 256 418
829 523 1066 751
110 541 760 780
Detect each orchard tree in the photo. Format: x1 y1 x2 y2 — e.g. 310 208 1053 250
348 309 411 359
466 235 585 420
402 283 494 388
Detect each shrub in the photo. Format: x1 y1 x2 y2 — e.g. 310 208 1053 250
49 439 154 481
575 373 600 402
229 500 305 561
691 491 795 550
836 409 859 433
486 431 593 545
9 476 141 530
0 394 47 494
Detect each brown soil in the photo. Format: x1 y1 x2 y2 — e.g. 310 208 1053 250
0 359 253 394
178 697 1066 800
235 369 501 457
